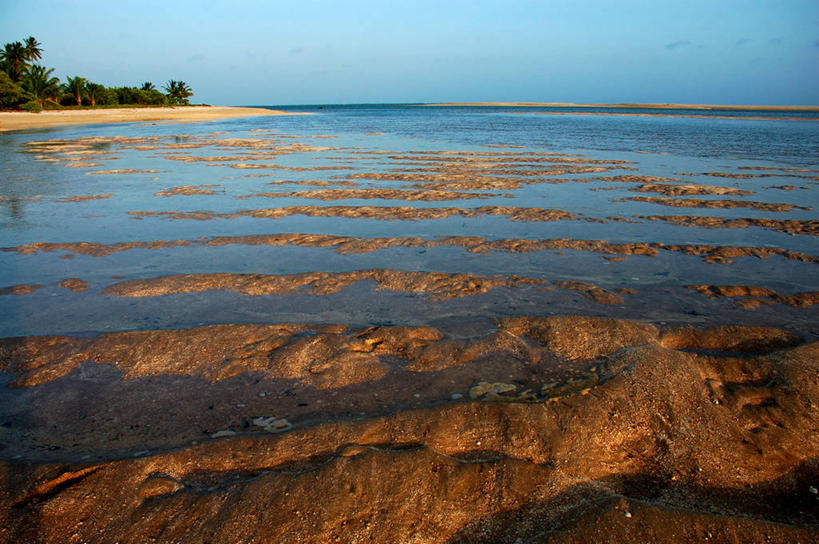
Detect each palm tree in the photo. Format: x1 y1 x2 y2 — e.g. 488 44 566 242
85 82 105 106
23 37 42 62
22 65 60 108
0 41 28 81
163 79 193 105
141 81 155 91
65 75 87 106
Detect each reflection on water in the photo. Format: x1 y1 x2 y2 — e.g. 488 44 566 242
0 106 817 337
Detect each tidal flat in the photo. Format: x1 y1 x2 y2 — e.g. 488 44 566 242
0 105 817 542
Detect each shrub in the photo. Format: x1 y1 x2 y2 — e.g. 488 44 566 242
98 88 118 106
58 93 75 106
0 70 26 108
21 100 42 112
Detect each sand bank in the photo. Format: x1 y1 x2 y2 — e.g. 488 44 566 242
423 102 819 121
0 106 303 132
424 102 819 111
99 270 622 304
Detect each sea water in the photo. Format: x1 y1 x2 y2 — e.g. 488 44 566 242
0 105 817 337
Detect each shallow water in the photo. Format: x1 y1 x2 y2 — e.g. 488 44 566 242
1 105 817 337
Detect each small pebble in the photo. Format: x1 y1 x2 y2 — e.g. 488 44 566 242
624 511 632 518
451 393 463 400
809 486 818 494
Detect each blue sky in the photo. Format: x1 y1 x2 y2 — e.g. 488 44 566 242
2 0 817 105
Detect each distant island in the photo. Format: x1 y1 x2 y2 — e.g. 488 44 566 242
0 36 194 112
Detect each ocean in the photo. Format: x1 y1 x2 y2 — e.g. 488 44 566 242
1 104 817 337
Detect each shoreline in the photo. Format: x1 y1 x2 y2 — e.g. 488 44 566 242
0 105 306 132
424 101 819 111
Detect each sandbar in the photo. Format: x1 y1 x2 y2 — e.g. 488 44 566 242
0 106 305 132
5 233 816 264
424 102 819 111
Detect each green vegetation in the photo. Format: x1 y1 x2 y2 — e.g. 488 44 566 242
0 36 195 111
164 80 193 105
22 65 60 109
65 75 87 106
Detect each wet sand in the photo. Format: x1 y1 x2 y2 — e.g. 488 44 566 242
235 188 515 201
639 215 819 236
127 205 589 223
625 196 810 212
5 233 816 264
687 285 819 309
629 183 754 196
100 270 624 305
0 318 816 542
0 106 301 132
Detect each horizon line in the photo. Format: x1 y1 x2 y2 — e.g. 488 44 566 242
240 102 819 111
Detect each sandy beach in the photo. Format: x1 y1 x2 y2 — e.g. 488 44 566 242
0 106 301 132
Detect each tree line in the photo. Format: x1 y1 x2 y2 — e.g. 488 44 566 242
1 36 194 112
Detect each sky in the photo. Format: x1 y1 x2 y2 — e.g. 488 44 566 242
1 0 818 105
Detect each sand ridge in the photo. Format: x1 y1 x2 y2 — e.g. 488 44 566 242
100 270 624 305
126 205 591 223
639 214 819 235
624 196 810 212
5 233 816 264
